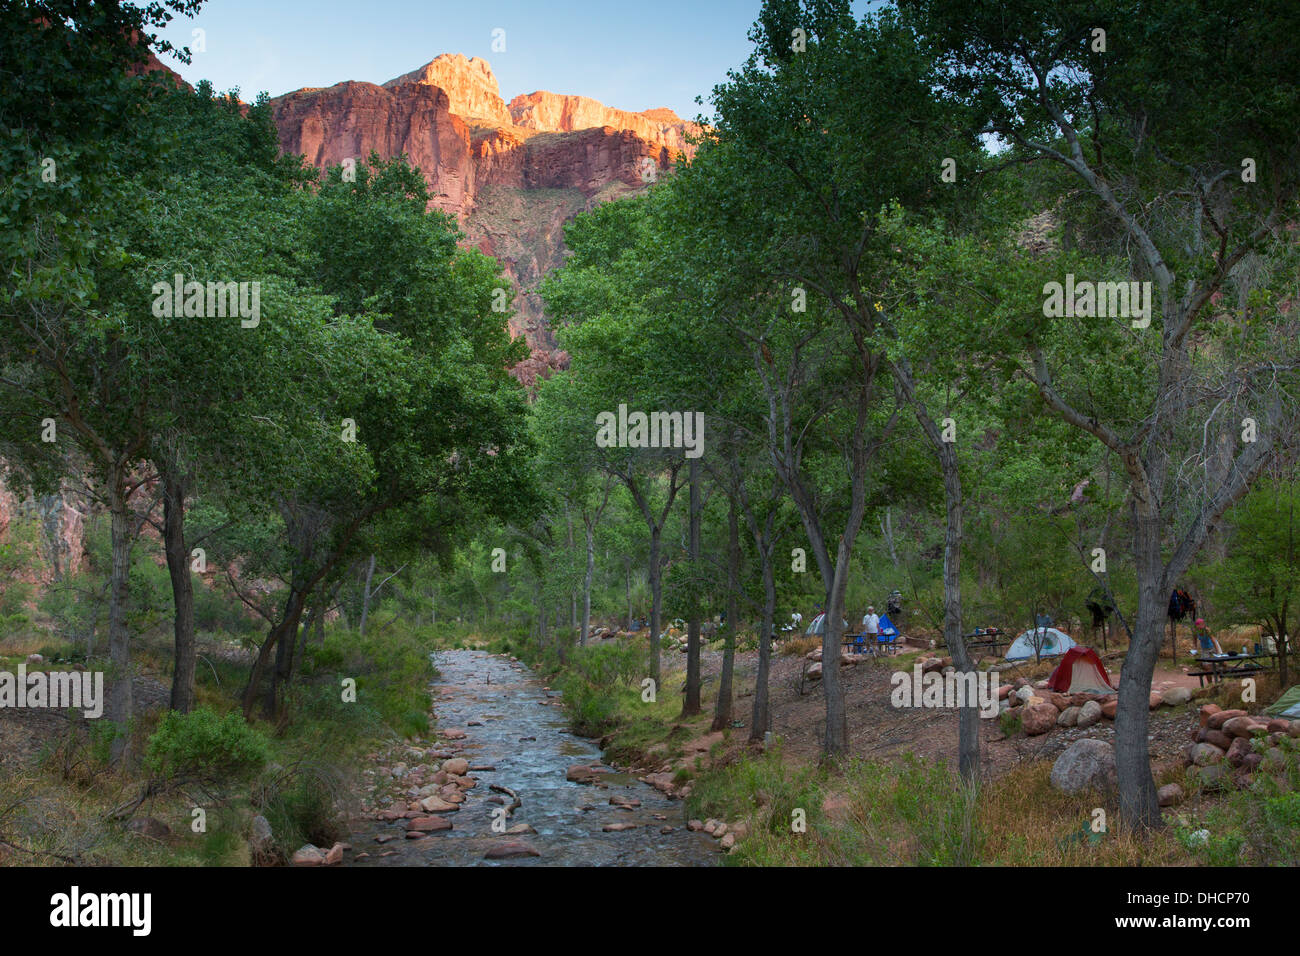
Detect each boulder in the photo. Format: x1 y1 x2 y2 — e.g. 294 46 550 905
1221 716 1259 739
1199 703 1222 727
1076 700 1103 728
1049 739 1118 794
1157 783 1184 807
1057 705 1081 728
1188 763 1228 791
1225 736 1254 768
442 757 469 776
1207 708 1247 730
806 662 823 680
324 842 345 865
1161 686 1193 706
1204 729 1233 750
687 819 705 832
1190 743 1225 766
1149 692 1163 710
1101 698 1118 720
1022 702 1060 736
1266 718 1291 734
1014 686 1036 705
997 684 1012 701
1048 692 1072 711
602 822 639 832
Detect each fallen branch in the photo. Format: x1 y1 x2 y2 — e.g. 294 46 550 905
489 784 521 815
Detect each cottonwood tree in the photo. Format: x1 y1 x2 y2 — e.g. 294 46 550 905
901 0 1300 828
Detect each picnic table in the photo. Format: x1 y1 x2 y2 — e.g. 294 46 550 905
938 628 1009 661
1187 650 1277 687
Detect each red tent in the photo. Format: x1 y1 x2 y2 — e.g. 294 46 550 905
1047 646 1116 694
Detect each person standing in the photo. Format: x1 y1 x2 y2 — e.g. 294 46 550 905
863 605 881 645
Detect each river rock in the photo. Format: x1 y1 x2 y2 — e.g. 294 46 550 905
1057 705 1080 728
687 819 705 831
720 833 736 849
1049 739 1117 794
324 842 344 865
442 757 469 776
1076 700 1103 728
291 844 327 866
567 764 598 783
442 728 467 740
485 841 540 859
505 823 537 835
602 822 640 832
405 816 453 833
419 795 459 813
610 794 641 808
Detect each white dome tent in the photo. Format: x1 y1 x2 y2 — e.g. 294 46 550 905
1005 626 1077 661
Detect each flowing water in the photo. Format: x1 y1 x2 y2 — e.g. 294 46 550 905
348 649 720 866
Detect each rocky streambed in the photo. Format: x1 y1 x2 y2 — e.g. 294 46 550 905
347 649 720 866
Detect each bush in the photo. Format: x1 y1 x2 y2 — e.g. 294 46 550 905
145 708 270 784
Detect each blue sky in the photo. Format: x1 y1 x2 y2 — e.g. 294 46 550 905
154 0 798 122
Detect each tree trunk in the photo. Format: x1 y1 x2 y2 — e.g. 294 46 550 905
648 526 662 689
683 457 702 717
162 470 196 714
822 551 851 758
106 477 134 765
358 554 376 638
581 522 595 647
625 560 633 631
712 497 740 731
750 539 776 744
1115 518 1165 831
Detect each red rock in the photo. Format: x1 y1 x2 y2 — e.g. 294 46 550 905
1225 736 1254 767
484 841 540 859
1199 703 1222 727
1022 702 1060 736
1101 699 1118 719
405 816 453 833
1221 716 1258 738
1266 718 1290 733
1207 708 1248 730
1205 729 1233 750
1149 692 1163 710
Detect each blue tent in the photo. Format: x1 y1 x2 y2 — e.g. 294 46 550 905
877 614 900 644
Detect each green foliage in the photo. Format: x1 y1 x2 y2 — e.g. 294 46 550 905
145 708 270 784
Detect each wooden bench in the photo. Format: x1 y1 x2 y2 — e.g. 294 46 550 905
1189 664 1264 687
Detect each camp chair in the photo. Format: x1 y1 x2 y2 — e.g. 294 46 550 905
875 615 901 656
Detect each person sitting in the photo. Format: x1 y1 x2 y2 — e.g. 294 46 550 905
1194 618 1224 655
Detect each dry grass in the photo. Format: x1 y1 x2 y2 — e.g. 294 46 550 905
780 636 820 658
976 762 1195 866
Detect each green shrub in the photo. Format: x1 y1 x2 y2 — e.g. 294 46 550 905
145 708 270 784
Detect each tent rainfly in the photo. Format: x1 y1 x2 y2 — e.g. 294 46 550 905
1047 646 1115 694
